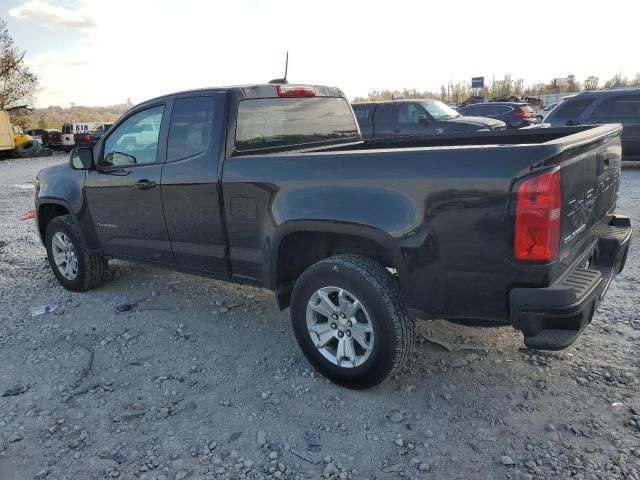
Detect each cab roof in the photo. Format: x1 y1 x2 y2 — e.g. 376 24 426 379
137 84 346 107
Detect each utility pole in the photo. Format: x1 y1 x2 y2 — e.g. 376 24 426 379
70 102 77 123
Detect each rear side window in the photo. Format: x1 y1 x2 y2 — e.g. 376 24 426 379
493 105 512 115
460 105 478 115
235 97 358 152
353 105 374 123
551 98 594 118
477 104 500 115
167 96 214 162
591 95 640 119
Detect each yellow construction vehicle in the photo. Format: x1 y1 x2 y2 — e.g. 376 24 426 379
0 110 42 157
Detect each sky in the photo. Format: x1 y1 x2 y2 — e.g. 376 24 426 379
2 0 639 108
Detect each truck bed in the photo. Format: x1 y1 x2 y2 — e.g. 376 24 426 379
224 123 623 323
328 125 608 150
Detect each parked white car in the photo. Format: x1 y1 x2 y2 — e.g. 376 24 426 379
534 102 560 122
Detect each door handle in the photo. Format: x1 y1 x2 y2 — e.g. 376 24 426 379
134 179 156 190
393 129 401 133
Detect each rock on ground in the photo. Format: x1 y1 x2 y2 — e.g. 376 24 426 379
1 156 639 479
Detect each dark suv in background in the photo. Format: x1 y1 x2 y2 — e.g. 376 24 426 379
457 102 537 129
26 128 62 149
352 99 505 138
543 88 640 161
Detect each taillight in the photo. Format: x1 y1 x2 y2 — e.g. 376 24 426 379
514 108 526 119
277 84 316 97
514 168 562 261
85 134 91 141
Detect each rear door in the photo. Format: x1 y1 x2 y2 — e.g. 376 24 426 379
588 94 640 161
161 92 229 274
352 104 376 138
84 102 173 262
371 103 395 138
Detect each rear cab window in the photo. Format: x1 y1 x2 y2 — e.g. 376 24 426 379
235 96 359 153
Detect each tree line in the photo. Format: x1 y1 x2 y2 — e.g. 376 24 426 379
9 102 134 130
352 73 640 104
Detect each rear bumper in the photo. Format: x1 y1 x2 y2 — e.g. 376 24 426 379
510 215 632 350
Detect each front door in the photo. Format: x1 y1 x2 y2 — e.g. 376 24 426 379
392 102 436 137
84 103 173 263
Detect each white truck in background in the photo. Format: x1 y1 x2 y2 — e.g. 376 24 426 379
61 122 104 150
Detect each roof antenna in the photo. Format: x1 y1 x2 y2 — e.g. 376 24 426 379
284 51 288 82
268 51 289 84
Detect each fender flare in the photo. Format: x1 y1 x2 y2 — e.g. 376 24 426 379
268 219 410 298
36 197 100 251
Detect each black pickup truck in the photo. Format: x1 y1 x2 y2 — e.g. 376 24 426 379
352 99 506 138
35 83 632 389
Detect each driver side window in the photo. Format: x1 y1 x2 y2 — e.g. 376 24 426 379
397 103 423 124
102 105 164 167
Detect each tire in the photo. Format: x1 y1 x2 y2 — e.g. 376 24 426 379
290 254 415 389
45 215 109 292
16 140 42 158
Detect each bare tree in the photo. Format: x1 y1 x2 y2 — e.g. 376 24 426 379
0 18 39 110
583 76 599 90
566 74 580 92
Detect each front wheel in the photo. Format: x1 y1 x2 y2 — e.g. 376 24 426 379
290 255 415 389
45 215 109 292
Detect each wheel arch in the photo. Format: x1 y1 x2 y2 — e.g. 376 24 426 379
270 220 407 310
36 199 100 251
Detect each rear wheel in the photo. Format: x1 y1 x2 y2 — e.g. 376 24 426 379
45 215 109 292
290 255 414 389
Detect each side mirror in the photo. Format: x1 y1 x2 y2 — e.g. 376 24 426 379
70 147 93 170
418 114 429 124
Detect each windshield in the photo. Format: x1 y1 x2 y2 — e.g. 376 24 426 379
421 100 460 119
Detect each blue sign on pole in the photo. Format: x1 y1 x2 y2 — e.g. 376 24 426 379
471 77 484 89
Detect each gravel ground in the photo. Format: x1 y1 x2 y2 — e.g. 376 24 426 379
1 154 639 480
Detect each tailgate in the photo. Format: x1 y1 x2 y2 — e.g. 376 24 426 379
47 131 62 143
554 124 623 267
